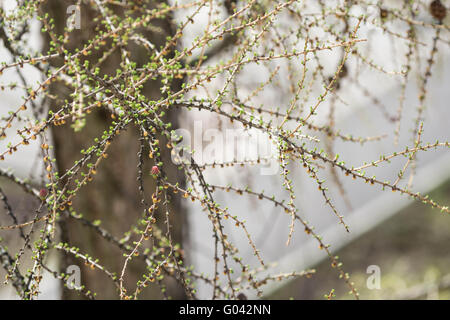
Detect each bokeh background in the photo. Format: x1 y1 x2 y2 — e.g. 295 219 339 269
0 0 449 299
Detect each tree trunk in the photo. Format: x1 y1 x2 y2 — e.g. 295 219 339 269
42 0 186 299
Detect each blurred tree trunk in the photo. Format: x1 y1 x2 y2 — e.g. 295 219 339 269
42 1 187 299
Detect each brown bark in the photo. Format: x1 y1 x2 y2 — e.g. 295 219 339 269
42 1 186 299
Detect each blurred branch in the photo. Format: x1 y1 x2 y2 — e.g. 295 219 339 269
0 244 26 296
393 274 450 300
